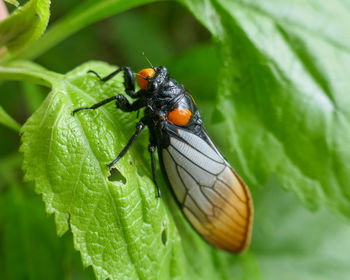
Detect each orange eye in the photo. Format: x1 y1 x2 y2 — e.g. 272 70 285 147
166 108 192 126
137 68 156 90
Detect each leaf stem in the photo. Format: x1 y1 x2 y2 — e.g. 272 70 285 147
10 0 158 62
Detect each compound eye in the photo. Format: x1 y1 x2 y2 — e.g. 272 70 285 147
137 68 156 90
166 108 192 126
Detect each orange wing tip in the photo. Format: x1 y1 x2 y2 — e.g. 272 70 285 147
204 169 253 254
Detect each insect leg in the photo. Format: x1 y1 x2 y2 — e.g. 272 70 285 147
88 67 139 98
108 121 145 168
73 94 146 115
115 95 146 112
72 96 117 115
148 145 161 198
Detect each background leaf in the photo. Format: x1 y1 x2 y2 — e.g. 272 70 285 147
220 181 350 280
180 0 350 219
4 0 19 7
0 183 95 280
12 0 159 61
0 105 20 131
0 0 50 59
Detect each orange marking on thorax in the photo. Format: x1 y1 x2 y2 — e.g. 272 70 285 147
166 108 192 126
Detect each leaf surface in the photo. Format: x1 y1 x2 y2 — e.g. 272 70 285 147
0 0 50 59
17 61 184 279
4 0 19 7
180 0 350 219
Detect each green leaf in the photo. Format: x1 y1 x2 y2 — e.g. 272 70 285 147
14 0 159 61
0 60 59 85
180 0 350 219
4 0 19 7
17 61 188 279
0 0 50 59
0 105 20 132
0 184 95 280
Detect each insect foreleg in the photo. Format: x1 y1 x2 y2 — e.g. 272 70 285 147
108 121 145 168
73 94 145 115
148 145 161 198
88 66 140 98
115 95 145 112
72 96 118 115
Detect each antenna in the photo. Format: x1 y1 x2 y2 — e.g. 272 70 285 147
142 52 154 68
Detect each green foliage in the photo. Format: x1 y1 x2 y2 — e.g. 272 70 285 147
0 0 50 58
0 183 95 280
19 61 184 279
233 183 350 280
3 0 19 7
0 106 20 131
180 0 350 219
13 0 159 61
0 0 350 279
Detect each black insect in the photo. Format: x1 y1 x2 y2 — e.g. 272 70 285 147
73 65 253 253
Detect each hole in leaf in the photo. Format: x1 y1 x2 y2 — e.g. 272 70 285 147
161 229 167 246
108 168 126 184
161 222 168 246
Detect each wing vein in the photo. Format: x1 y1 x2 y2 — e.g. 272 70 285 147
166 147 213 224
167 127 225 164
209 184 247 220
218 177 246 204
200 186 246 228
170 143 223 176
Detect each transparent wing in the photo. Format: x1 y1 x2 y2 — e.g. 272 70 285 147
161 127 253 253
